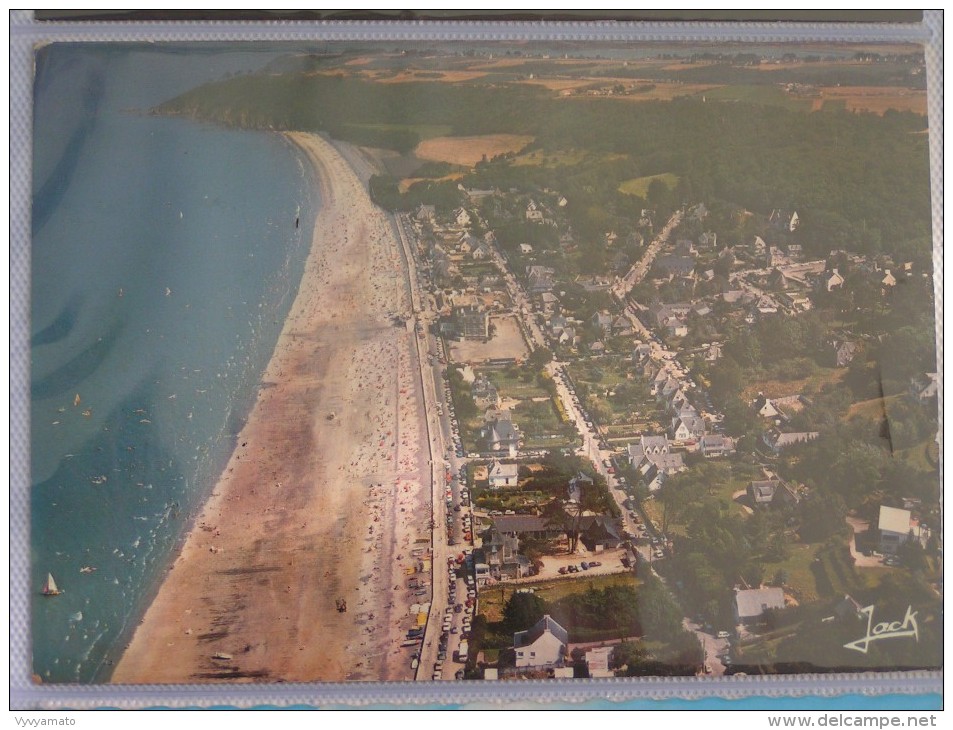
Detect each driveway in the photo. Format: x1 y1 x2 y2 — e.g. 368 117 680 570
682 617 730 677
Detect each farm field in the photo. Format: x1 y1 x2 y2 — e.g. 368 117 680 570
740 367 846 401
816 86 928 115
414 134 536 167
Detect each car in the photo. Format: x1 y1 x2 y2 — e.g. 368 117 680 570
589 561 601 568
567 565 578 573
717 631 731 639
581 561 589 570
558 567 568 575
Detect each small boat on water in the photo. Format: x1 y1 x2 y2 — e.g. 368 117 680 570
41 573 62 596
79 566 96 574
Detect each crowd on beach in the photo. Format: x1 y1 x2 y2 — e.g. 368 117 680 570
112 133 434 683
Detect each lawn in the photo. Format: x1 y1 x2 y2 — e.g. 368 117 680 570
618 172 679 198
512 398 576 448
762 537 879 604
846 394 899 422
761 542 820 602
479 573 639 623
486 368 550 400
895 439 940 472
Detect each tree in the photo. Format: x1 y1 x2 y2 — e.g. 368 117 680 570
527 347 553 370
611 641 647 671
502 591 547 635
708 356 745 409
798 489 847 543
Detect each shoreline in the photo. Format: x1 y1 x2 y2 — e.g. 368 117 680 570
111 132 430 684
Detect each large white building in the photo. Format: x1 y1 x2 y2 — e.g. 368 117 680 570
513 615 569 669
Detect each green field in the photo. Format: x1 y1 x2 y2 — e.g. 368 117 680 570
479 573 638 623
486 369 550 400
512 148 590 168
896 439 940 472
692 84 814 111
762 538 886 604
618 173 679 198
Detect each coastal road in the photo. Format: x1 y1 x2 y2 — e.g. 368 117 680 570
395 212 481 681
394 213 452 680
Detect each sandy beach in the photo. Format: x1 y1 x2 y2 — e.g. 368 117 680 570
112 133 431 683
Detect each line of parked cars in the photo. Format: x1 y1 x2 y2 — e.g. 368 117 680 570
558 560 601 575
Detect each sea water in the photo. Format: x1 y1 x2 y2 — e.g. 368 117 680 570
29 45 317 683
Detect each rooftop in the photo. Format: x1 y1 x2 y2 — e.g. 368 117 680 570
878 505 912 535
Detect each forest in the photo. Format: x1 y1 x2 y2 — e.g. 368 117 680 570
157 64 932 267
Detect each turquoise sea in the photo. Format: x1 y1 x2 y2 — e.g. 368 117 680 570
30 45 317 683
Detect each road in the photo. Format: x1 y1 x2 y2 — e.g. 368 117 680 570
612 210 682 300
397 208 713 678
483 232 547 351
683 617 730 677
394 214 449 679
396 213 477 681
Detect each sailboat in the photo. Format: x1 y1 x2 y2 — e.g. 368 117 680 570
41 573 62 596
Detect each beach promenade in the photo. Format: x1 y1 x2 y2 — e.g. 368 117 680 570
112 133 430 683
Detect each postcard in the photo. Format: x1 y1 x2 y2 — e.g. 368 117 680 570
21 31 940 700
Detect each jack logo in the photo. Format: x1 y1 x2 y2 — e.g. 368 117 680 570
844 604 919 654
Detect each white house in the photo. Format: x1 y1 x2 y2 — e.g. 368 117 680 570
514 615 569 668
878 505 920 554
586 646 614 678
671 415 706 443
453 208 472 228
753 394 780 419
488 461 519 489
825 269 845 292
734 587 786 626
